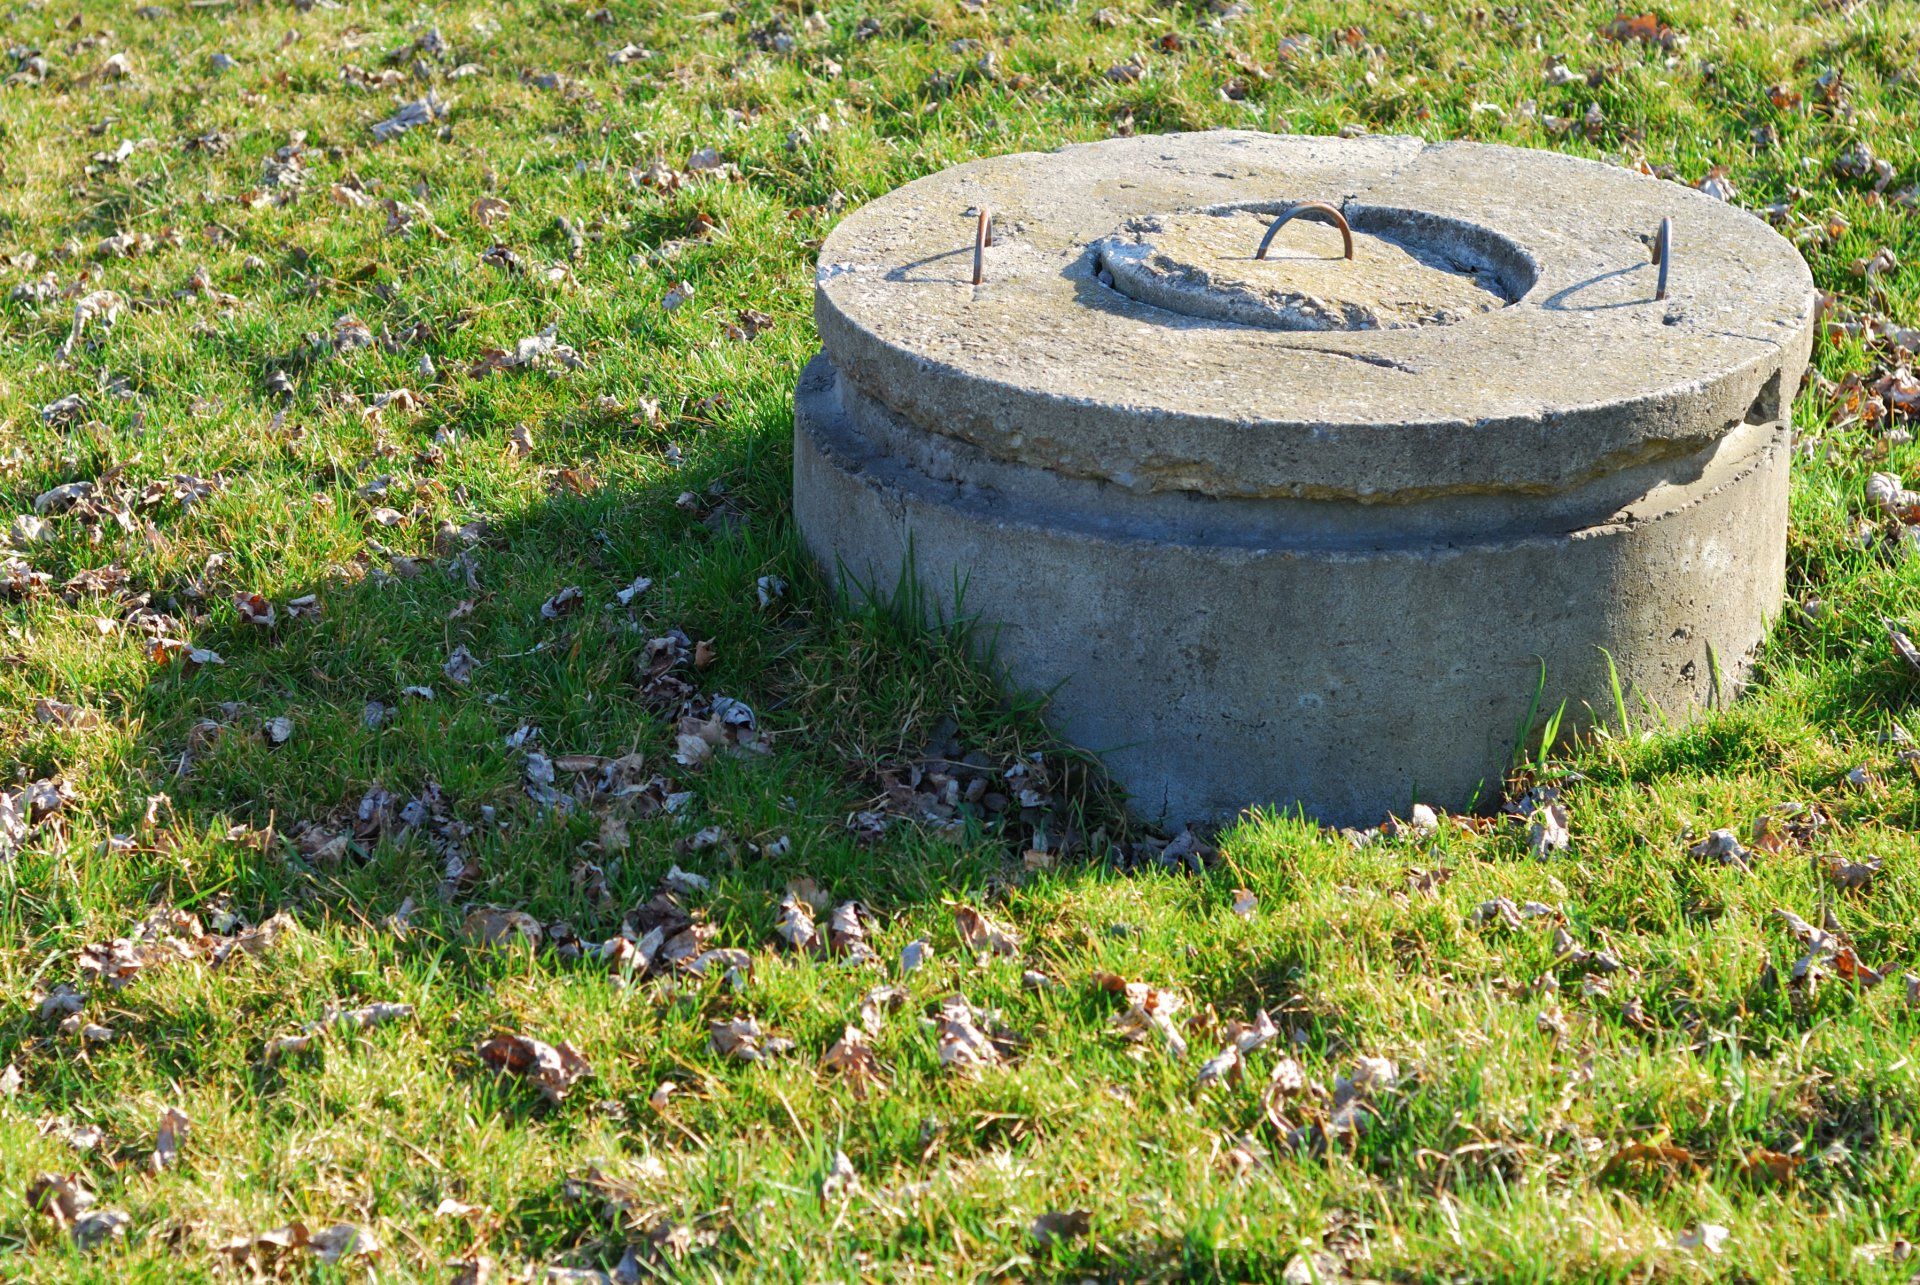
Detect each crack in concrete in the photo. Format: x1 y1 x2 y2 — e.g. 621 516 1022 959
1305 348 1422 374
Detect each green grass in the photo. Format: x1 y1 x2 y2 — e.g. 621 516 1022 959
2 0 1919 1279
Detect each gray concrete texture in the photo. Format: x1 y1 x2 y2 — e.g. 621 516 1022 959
793 131 1816 827
1098 206 1514 332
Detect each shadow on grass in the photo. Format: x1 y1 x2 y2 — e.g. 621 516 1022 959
0 387 1171 1089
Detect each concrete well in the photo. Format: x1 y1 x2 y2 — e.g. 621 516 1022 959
794 132 1816 827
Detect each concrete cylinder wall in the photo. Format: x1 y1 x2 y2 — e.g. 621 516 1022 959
795 133 1815 826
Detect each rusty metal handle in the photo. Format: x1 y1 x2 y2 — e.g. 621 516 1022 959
972 207 993 285
1255 201 1354 261
1651 216 1672 301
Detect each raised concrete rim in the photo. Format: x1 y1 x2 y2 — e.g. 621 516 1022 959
1096 202 1530 332
797 354 1788 557
813 131 1817 501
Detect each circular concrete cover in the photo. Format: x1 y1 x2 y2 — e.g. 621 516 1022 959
812 132 1817 501
1097 205 1520 331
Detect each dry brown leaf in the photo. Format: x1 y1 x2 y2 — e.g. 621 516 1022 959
1688 828 1748 867
1826 855 1882 891
221 1221 312 1264
773 892 817 951
71 1208 129 1251
1599 1141 1697 1179
476 1034 590 1103
708 1015 791 1062
210 911 297 966
827 900 877 962
822 1024 880 1098
307 1223 379 1264
1890 621 1920 676
934 996 1003 1073
1603 12 1680 48
152 1106 188 1172
1777 907 1891 989
1101 975 1190 1058
264 1001 415 1060
1031 1209 1091 1250
433 1197 488 1221
1738 1147 1803 1185
26 1172 94 1226
951 902 1020 956
1868 472 1920 520
464 907 543 950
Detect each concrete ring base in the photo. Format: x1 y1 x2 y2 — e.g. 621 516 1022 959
794 354 1789 828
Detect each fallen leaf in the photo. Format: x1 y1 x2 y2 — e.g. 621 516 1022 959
934 996 1004 1073
1101 975 1190 1058
774 893 817 951
822 1024 880 1097
1739 1147 1803 1185
33 699 99 731
827 900 877 962
1676 1222 1730 1255
464 907 543 950
433 1197 487 1221
1603 12 1681 49
371 94 448 141
1471 897 1524 930
708 1015 791 1062
1527 802 1570 857
70 1208 129 1251
264 1001 414 1060
663 864 711 896
1776 906 1890 989
234 592 276 628
1599 1141 1697 1179
152 1106 189 1172
1688 827 1751 869
1890 621 1920 676
1868 471 1920 520
443 645 477 685
476 1034 590 1103
26 1172 94 1226
1826 855 1881 891
951 902 1019 956
540 586 583 619
1030 1209 1091 1250
308 1223 378 1264
821 1149 859 1201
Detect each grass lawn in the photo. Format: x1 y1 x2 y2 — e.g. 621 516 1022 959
2 0 1919 1279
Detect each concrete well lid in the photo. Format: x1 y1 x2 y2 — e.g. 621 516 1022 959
812 131 1817 501
1097 205 1516 332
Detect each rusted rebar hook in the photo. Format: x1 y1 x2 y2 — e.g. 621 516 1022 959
1255 201 1355 262
971 207 994 286
1651 216 1672 302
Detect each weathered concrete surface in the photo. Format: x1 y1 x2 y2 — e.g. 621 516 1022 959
812 131 1814 501
797 359 1789 826
1098 206 1516 331
795 131 1814 826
